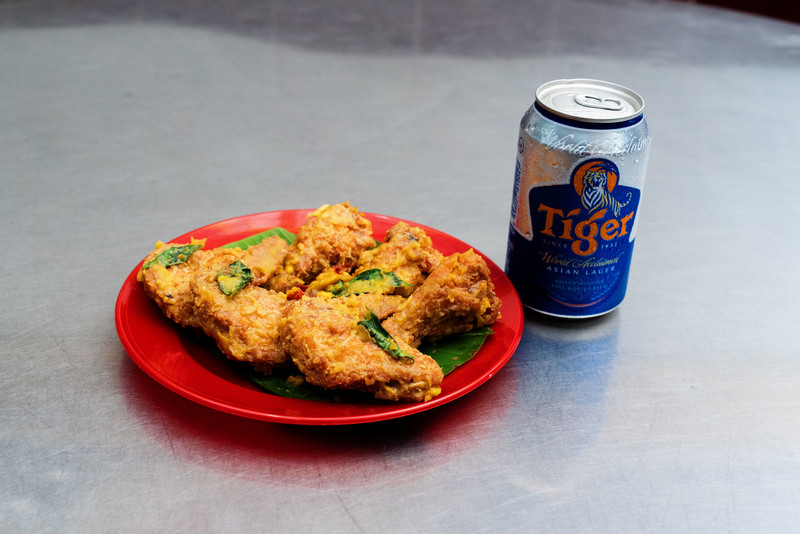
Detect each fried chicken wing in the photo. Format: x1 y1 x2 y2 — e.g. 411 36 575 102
240 235 290 285
268 202 375 291
191 249 291 373
382 249 502 348
137 238 207 328
284 295 443 402
355 221 443 296
137 235 289 329
352 293 406 320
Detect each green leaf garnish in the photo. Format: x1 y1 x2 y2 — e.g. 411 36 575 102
246 372 336 401
358 309 415 363
330 268 411 297
327 280 346 294
419 326 493 375
222 227 295 249
245 370 370 403
143 244 202 269
216 260 253 296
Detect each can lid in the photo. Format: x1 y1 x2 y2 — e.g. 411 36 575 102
535 79 644 124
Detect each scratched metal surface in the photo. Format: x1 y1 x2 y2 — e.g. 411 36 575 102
2 0 799 532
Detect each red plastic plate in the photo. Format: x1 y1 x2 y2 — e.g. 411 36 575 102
115 210 524 425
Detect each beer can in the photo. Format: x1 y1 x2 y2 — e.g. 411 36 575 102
505 79 651 318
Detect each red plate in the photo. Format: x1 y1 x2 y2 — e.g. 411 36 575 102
115 210 524 425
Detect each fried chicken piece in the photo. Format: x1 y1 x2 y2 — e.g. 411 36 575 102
137 238 207 328
268 202 375 291
137 236 289 329
299 221 442 318
352 293 406 320
382 249 502 348
356 221 443 296
283 295 443 402
240 235 290 286
191 249 291 373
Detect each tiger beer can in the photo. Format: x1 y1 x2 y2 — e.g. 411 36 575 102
505 79 651 318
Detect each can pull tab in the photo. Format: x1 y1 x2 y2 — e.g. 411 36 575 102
574 94 623 112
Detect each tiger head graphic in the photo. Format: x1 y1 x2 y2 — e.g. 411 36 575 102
576 159 631 217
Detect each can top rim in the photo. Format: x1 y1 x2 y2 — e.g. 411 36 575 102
535 79 645 124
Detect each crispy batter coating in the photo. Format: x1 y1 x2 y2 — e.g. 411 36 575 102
191 249 291 373
137 236 289 329
356 221 443 296
240 235 290 285
382 249 502 348
284 296 443 402
268 202 375 291
352 293 406 320
137 238 207 328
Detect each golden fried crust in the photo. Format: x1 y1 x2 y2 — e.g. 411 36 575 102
283 296 443 402
269 202 375 291
352 293 406 320
240 235 290 286
356 221 444 296
265 269 305 294
382 249 502 348
191 250 291 373
137 238 207 328
137 236 288 329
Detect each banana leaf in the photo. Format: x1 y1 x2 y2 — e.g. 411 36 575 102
222 227 296 249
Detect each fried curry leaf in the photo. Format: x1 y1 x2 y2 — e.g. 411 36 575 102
216 260 254 296
330 268 411 297
358 309 415 363
327 280 346 294
143 244 202 269
419 326 493 375
222 227 296 249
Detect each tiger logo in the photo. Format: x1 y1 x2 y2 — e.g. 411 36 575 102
574 159 631 218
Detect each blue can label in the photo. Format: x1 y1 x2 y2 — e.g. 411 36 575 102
506 157 640 317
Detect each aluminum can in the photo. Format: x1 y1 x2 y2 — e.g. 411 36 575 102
505 79 651 318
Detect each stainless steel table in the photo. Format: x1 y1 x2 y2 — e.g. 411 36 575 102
3 1 799 532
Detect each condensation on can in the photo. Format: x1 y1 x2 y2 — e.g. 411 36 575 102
505 79 651 319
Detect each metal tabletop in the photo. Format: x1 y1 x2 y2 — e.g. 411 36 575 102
3 0 799 532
